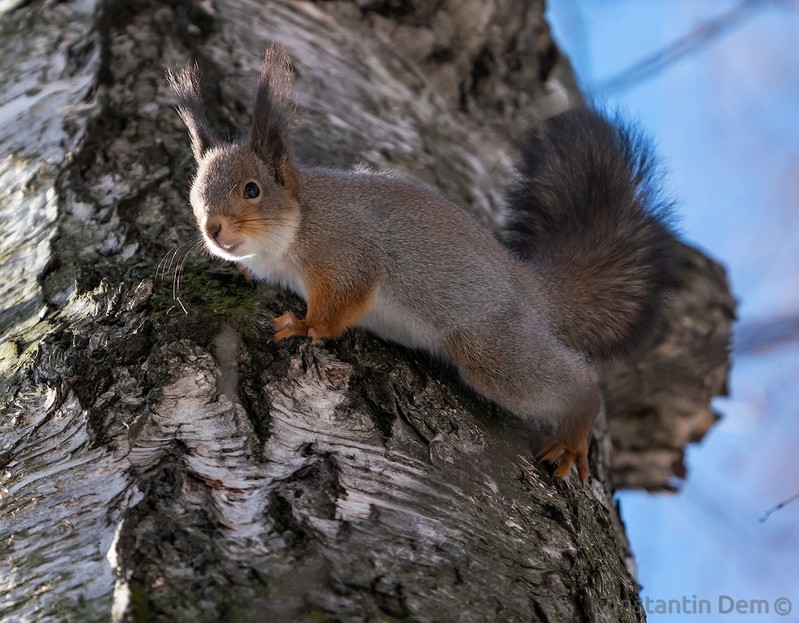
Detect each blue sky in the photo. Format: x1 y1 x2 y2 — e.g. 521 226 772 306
548 2 799 621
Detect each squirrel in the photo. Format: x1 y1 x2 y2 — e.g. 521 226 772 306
168 45 675 484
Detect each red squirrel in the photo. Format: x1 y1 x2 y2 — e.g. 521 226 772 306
168 46 675 484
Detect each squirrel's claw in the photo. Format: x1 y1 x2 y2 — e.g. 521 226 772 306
273 311 308 341
236 264 255 284
272 312 327 343
537 441 590 485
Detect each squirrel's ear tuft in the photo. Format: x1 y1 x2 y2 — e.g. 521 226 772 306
167 63 218 161
251 44 298 197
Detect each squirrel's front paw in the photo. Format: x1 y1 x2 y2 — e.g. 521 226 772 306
273 311 309 341
236 264 255 284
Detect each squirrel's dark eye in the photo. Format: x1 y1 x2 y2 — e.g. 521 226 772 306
244 182 260 199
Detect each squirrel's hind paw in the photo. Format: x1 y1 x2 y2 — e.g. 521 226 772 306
536 440 590 485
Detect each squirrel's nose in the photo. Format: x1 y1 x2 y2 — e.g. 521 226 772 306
204 216 223 240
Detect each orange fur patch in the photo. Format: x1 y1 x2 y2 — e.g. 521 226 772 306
303 276 374 339
535 408 595 484
272 274 374 342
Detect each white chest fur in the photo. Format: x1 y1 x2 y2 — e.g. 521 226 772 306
237 220 306 298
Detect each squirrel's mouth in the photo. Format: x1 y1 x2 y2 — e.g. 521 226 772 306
205 236 243 259
216 240 238 252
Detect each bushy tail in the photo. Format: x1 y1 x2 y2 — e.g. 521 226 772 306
504 106 677 360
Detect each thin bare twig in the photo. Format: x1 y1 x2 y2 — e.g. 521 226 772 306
596 0 772 94
759 492 799 522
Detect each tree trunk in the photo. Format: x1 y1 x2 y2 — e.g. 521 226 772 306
0 1 733 621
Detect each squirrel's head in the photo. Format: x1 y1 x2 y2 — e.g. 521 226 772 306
168 45 299 264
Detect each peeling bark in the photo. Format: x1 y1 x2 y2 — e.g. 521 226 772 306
0 1 732 621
